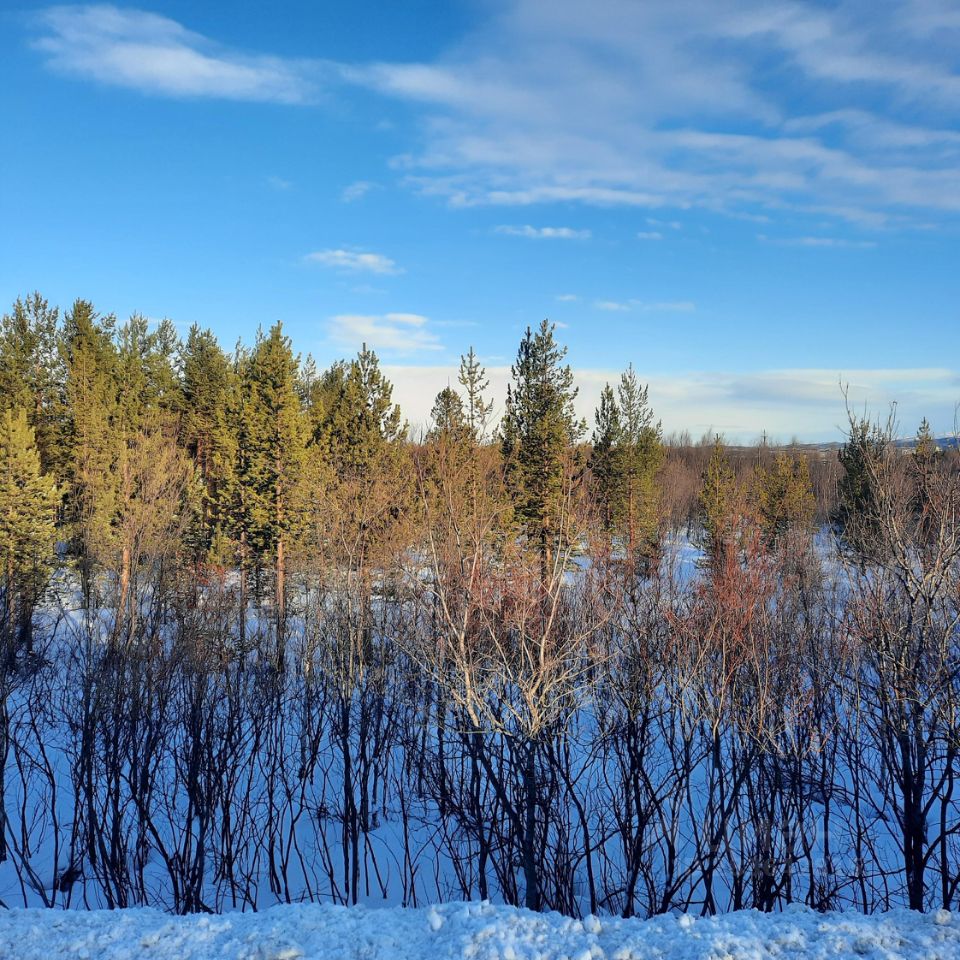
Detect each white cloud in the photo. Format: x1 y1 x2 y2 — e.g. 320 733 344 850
306 249 401 274
329 312 442 354
595 300 631 312
32 5 318 102
555 293 579 301
352 0 960 224
494 225 591 239
267 175 293 190
636 231 663 240
341 180 378 202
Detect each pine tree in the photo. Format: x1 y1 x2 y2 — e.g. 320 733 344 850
0 408 59 660
316 344 405 479
590 384 623 531
699 437 738 568
428 386 468 442
458 346 494 440
63 300 120 598
0 293 67 479
238 323 310 658
180 325 238 558
617 365 663 562
754 451 815 543
501 320 584 569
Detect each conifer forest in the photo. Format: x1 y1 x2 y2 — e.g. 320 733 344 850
2 291 960 918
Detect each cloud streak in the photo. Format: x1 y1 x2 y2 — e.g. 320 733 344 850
494 225 591 239
32 4 318 102
306 249 401 274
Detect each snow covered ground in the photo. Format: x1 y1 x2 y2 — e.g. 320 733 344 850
1 902 958 960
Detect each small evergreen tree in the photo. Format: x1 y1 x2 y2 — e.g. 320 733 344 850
836 415 886 554
501 320 584 570
589 384 623 531
754 452 816 544
617 365 663 563
458 346 494 440
698 436 739 568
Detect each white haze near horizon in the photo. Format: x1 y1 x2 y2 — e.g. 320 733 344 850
385 364 960 444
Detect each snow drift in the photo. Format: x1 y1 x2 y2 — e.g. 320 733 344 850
1 902 958 960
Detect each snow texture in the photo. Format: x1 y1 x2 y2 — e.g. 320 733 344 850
0 902 958 960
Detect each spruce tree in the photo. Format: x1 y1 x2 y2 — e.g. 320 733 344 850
837 416 886 554
501 319 584 569
0 408 59 660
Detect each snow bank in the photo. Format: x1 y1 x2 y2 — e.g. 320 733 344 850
1 902 958 960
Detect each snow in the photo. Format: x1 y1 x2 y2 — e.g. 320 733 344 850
1 902 958 960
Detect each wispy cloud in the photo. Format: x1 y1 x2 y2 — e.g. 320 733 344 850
494 225 591 239
757 233 878 249
32 5 319 102
267 175 293 191
636 231 663 240
305 248 401 274
341 180 378 202
595 298 695 313
329 312 442 354
353 0 960 225
555 293 580 302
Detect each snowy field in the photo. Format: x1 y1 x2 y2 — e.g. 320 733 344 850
1 902 958 960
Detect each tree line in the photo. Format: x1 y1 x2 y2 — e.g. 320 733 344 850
0 291 958 916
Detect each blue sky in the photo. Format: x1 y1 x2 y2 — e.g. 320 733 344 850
1 0 959 440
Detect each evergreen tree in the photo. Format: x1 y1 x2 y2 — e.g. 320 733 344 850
316 344 405 479
428 386 468 442
754 451 815 544
501 320 584 568
237 323 310 656
180 325 238 558
0 293 67 479
837 416 886 554
589 384 623 531
458 346 494 440
617 365 663 562
698 437 738 568
0 408 59 660
62 300 120 597
589 367 662 562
